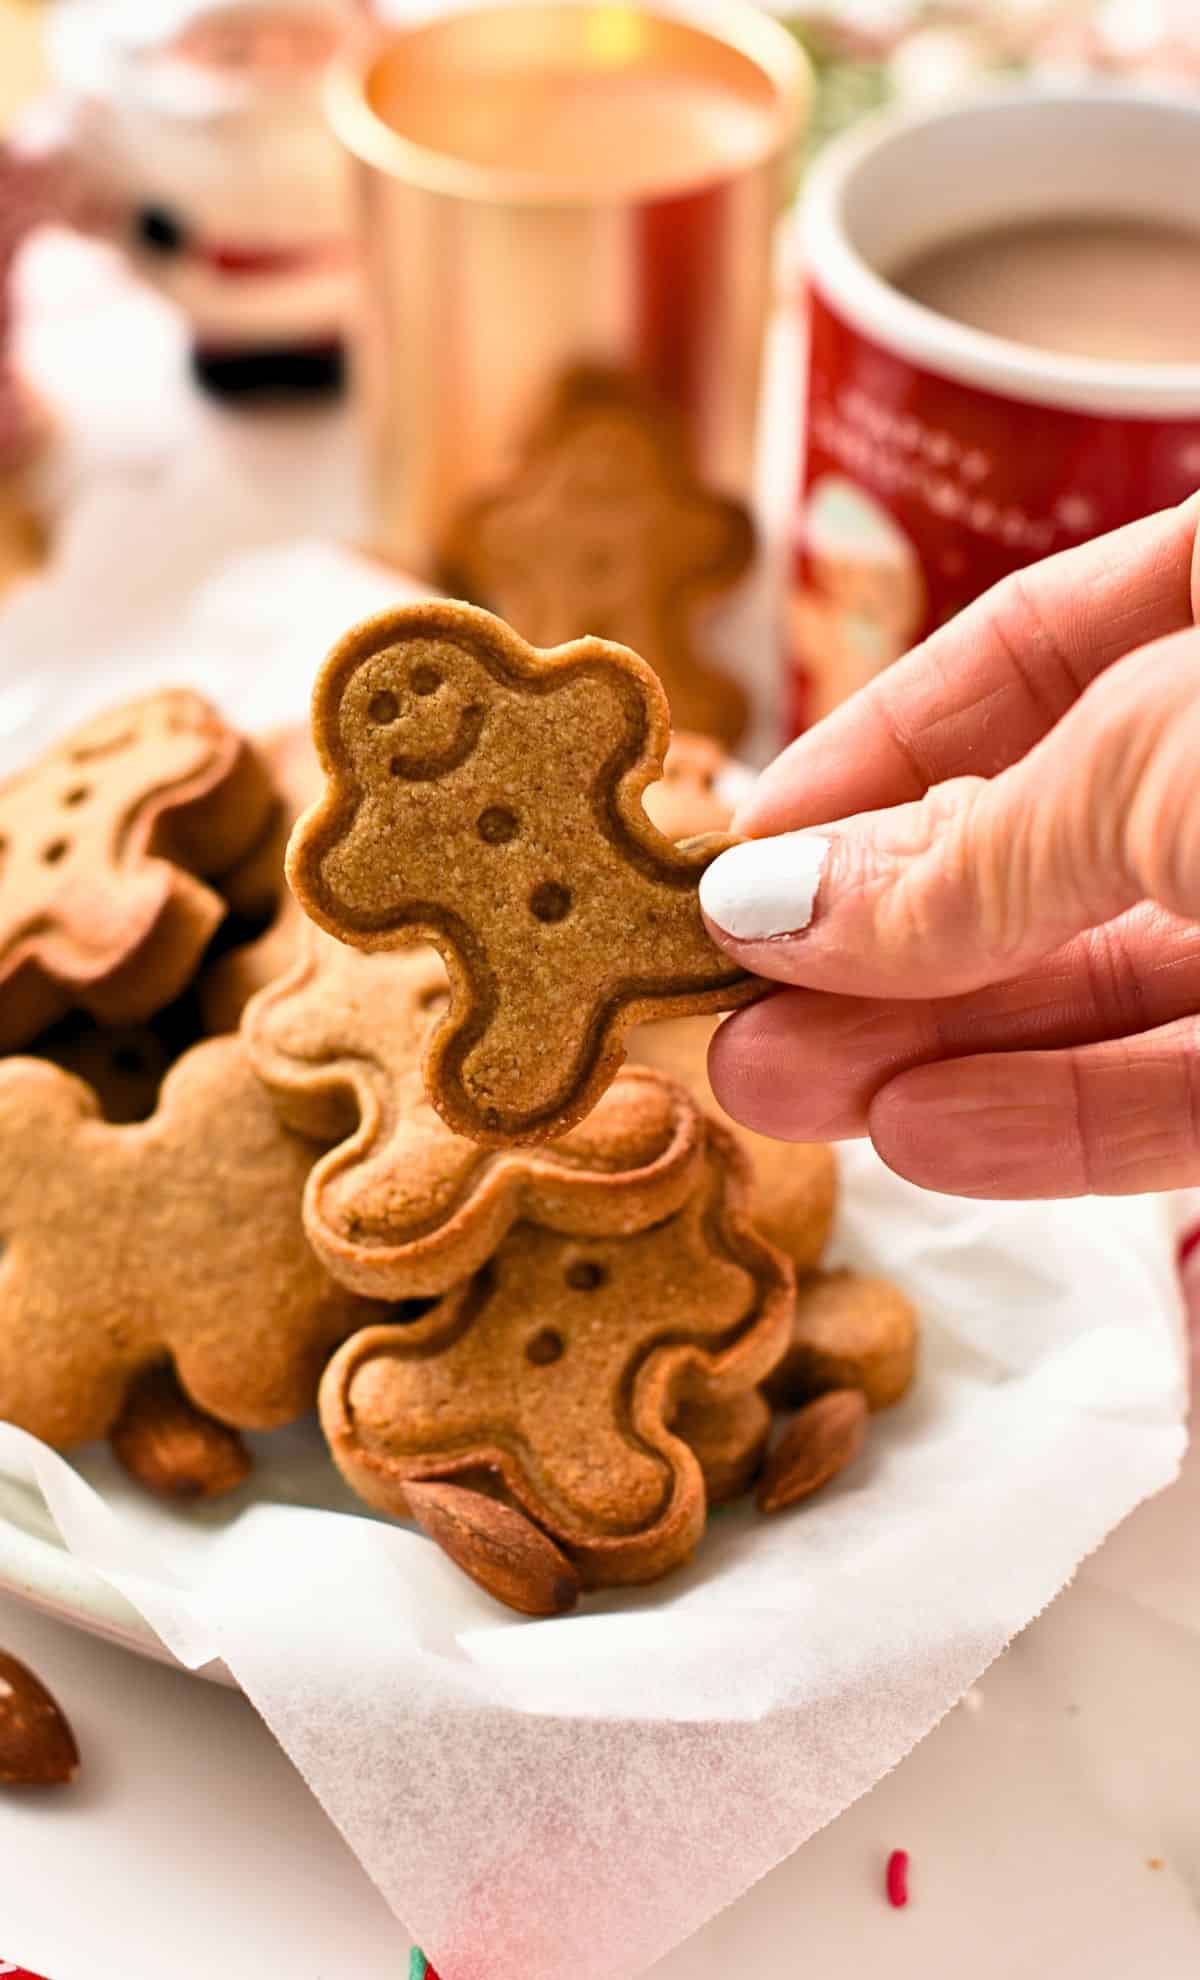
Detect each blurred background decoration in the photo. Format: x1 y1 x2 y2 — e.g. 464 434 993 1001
785 0 1200 153
0 0 1198 728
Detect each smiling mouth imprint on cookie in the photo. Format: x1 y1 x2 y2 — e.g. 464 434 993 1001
286 600 761 1147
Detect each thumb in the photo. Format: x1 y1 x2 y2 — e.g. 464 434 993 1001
700 627 1200 1000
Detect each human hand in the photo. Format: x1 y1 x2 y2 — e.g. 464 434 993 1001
700 496 1200 1198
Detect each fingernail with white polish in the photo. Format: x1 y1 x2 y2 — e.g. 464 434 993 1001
699 832 831 942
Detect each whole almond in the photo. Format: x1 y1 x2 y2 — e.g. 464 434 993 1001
0 1652 79 1787
757 1388 867 1514
111 1367 252 1500
404 1481 580 1617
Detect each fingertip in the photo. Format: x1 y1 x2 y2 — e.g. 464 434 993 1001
866 1058 1083 1199
706 1003 762 1127
707 995 851 1142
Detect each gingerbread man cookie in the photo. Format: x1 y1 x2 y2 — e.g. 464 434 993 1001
200 722 323 1033
441 369 754 746
0 689 272 1050
319 1124 794 1598
244 919 708 1297
287 601 760 1146
0 1034 376 1451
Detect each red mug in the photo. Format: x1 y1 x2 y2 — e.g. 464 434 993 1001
788 87 1200 735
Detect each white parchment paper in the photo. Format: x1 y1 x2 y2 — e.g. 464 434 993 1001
0 534 1189 1980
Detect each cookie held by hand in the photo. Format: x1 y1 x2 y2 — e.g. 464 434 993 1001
286 601 760 1146
244 920 708 1298
0 689 272 1049
319 1123 794 1599
0 1035 375 1451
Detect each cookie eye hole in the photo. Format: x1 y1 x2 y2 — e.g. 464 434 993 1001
111 1044 147 1077
565 1260 607 1292
62 784 91 808
410 664 442 696
477 806 518 845
420 984 450 1016
42 838 70 866
368 690 399 724
529 881 571 923
525 1328 565 1366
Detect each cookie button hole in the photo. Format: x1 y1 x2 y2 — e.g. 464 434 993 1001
477 806 518 845
530 881 571 923
42 838 70 865
410 664 442 696
565 1261 607 1292
368 690 399 724
525 1329 565 1366
111 1045 147 1076
62 784 91 808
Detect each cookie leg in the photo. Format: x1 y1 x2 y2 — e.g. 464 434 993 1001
764 1269 917 1413
671 1388 770 1504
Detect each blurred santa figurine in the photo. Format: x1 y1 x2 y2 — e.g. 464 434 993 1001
46 1 356 401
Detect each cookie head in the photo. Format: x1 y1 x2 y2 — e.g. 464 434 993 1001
338 632 491 796
290 601 655 940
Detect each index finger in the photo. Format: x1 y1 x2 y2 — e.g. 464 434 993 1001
737 493 1200 838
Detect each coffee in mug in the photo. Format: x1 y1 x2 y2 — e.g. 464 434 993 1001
791 88 1200 734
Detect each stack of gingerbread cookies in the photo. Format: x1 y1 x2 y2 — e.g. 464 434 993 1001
0 604 915 1616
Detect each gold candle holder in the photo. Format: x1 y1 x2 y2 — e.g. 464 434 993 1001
330 1 809 738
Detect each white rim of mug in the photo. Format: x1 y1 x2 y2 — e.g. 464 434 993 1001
326 0 812 208
803 82 1200 418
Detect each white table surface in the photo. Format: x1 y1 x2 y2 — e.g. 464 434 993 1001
0 234 1197 1980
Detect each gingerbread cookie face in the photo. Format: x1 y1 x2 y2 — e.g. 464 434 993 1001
441 369 754 745
244 920 707 1297
0 689 272 1049
628 1014 837 1274
319 1124 794 1589
0 1035 376 1451
287 601 760 1146
643 733 735 843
